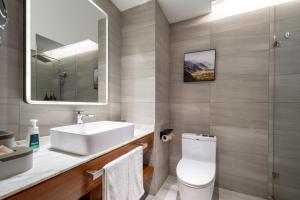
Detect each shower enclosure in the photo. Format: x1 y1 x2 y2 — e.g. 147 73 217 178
31 50 78 101
31 35 100 102
270 1 300 199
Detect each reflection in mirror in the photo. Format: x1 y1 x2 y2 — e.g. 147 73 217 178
26 0 108 105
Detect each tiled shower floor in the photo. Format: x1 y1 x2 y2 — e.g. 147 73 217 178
146 176 266 200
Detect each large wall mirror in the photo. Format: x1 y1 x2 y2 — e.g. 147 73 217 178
25 0 108 105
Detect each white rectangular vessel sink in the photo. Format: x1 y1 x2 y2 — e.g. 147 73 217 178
50 121 135 155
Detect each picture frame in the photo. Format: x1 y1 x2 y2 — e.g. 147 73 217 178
183 49 216 82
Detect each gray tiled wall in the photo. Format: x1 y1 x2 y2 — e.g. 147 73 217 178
121 1 156 125
120 0 170 194
154 1 170 194
0 0 122 140
169 7 272 198
273 1 300 200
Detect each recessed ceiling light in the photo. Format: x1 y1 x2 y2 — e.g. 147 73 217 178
42 39 98 60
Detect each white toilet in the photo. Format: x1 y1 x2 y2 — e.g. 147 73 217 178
176 133 217 200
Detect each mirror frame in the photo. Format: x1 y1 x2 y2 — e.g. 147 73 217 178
24 0 109 105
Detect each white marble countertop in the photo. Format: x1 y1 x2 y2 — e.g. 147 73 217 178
0 124 154 200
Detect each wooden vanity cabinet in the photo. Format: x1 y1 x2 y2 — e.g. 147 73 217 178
6 133 154 200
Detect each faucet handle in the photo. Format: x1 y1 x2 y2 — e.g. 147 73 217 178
87 114 95 118
76 111 95 124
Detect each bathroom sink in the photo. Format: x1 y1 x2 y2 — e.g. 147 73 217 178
50 121 135 155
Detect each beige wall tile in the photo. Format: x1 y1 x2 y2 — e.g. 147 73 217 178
274 129 300 160
216 51 269 80
275 16 300 48
121 1 155 33
211 102 268 130
170 35 211 61
121 24 155 56
211 126 268 156
275 74 300 102
170 103 210 127
274 184 300 200
217 150 268 183
275 0 300 20
121 77 156 103
170 22 211 43
274 102 300 132
275 45 300 75
217 173 268 198
212 23 270 56
121 102 155 124
274 156 300 190
170 82 210 103
211 78 269 103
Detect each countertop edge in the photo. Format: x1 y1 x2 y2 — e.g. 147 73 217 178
0 130 154 200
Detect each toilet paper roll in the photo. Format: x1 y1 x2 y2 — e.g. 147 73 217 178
162 133 174 143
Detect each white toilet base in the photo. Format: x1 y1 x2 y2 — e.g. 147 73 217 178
177 179 215 200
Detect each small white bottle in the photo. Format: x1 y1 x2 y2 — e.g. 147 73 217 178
26 119 40 151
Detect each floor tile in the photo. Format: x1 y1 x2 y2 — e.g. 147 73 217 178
147 176 266 200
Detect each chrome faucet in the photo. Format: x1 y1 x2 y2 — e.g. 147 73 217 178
76 111 95 124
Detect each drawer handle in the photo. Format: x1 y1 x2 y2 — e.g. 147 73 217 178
86 168 104 181
139 142 148 149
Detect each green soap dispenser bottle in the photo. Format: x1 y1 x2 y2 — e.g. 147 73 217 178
26 119 40 151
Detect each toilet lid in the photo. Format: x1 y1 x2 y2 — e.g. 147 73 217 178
176 159 215 188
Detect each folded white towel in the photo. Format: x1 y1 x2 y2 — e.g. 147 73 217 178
103 146 144 200
128 146 144 200
103 154 129 200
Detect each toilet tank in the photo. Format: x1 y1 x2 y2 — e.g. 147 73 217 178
182 133 216 163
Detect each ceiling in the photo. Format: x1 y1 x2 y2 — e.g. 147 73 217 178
111 0 152 12
111 0 212 23
31 0 105 49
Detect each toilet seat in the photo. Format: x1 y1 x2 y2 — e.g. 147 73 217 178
176 159 215 189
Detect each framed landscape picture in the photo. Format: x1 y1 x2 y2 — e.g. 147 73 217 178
184 49 216 82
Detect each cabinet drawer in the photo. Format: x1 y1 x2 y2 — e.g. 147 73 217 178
7 158 102 200
6 133 154 200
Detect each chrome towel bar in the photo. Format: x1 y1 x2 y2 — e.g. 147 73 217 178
86 143 147 180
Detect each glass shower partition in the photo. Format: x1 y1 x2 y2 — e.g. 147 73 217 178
271 1 300 199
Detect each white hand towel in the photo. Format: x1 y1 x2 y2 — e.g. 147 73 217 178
103 154 129 200
103 146 144 200
128 146 144 200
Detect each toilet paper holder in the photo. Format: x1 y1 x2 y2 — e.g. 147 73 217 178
160 129 174 140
